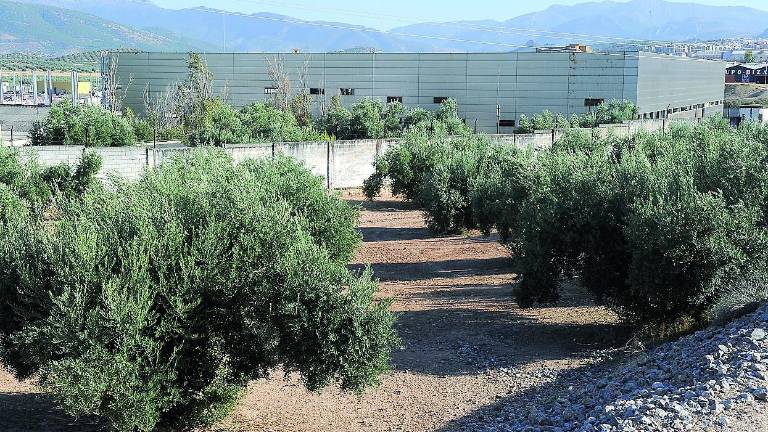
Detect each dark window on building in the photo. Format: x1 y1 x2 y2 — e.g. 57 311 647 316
584 98 604 107
340 88 355 96
264 87 277 94
387 96 403 103
310 88 325 95
498 120 516 127
433 97 449 104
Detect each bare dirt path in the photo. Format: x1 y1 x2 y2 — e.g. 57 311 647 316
211 191 623 432
0 190 624 432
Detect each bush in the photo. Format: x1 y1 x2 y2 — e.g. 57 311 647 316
517 114 534 133
0 147 102 213
31 102 135 147
188 99 251 146
483 118 768 324
323 98 469 140
434 98 469 136
322 98 384 140
364 129 450 202
595 99 639 125
365 130 492 234
375 116 768 327
517 100 638 133
532 110 555 131
240 102 321 143
124 108 154 143
383 101 406 137
418 136 495 233
0 150 397 432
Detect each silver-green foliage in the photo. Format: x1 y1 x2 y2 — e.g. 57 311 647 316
31 101 136 147
486 118 768 324
365 117 768 326
0 151 398 431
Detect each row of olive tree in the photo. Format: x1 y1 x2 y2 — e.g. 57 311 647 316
365 118 768 331
516 100 639 133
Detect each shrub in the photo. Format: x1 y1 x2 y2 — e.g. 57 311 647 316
517 114 534 133
403 107 431 129
0 147 102 212
489 119 768 323
240 102 321 143
364 129 450 201
383 101 406 137
595 99 639 125
517 100 638 133
417 135 497 233
470 145 536 242
188 99 251 146
324 98 468 140
322 98 385 140
124 108 154 143
31 102 135 147
434 98 469 136
532 110 555 131
383 116 768 326
365 131 491 234
0 150 397 432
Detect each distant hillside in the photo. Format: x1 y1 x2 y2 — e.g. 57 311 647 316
13 0 434 52
0 0 208 56
392 0 768 51
0 49 142 72
8 0 768 54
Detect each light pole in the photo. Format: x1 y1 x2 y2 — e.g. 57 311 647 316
496 104 501 134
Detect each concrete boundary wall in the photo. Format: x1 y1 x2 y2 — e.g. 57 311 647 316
19 138 399 189
15 119 695 188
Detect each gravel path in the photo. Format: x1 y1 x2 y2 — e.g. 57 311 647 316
0 191 624 431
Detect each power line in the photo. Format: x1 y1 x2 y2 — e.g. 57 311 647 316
4 0 728 66
139 3 723 65
221 0 680 47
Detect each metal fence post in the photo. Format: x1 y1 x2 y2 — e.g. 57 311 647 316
326 140 331 189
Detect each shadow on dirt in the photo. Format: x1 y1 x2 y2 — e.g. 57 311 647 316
351 256 514 282
346 198 419 213
0 392 104 432
392 305 628 377
358 226 434 243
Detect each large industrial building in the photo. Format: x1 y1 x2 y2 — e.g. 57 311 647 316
110 51 725 133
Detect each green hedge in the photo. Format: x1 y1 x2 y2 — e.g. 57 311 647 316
0 151 398 431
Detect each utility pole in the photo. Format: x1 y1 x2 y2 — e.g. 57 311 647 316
496 104 501 134
0 70 4 104
71 71 78 107
45 70 52 105
32 71 38 106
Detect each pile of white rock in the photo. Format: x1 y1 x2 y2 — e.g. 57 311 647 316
485 305 768 432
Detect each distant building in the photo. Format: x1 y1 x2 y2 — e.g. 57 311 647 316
690 50 724 60
726 105 768 126
722 50 768 63
726 64 768 84
108 51 725 133
536 44 593 53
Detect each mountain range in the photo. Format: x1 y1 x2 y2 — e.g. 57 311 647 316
0 0 208 55
3 0 768 56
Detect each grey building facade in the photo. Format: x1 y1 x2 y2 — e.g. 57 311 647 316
110 51 725 133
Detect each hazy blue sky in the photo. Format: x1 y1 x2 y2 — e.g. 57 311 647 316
152 0 768 29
